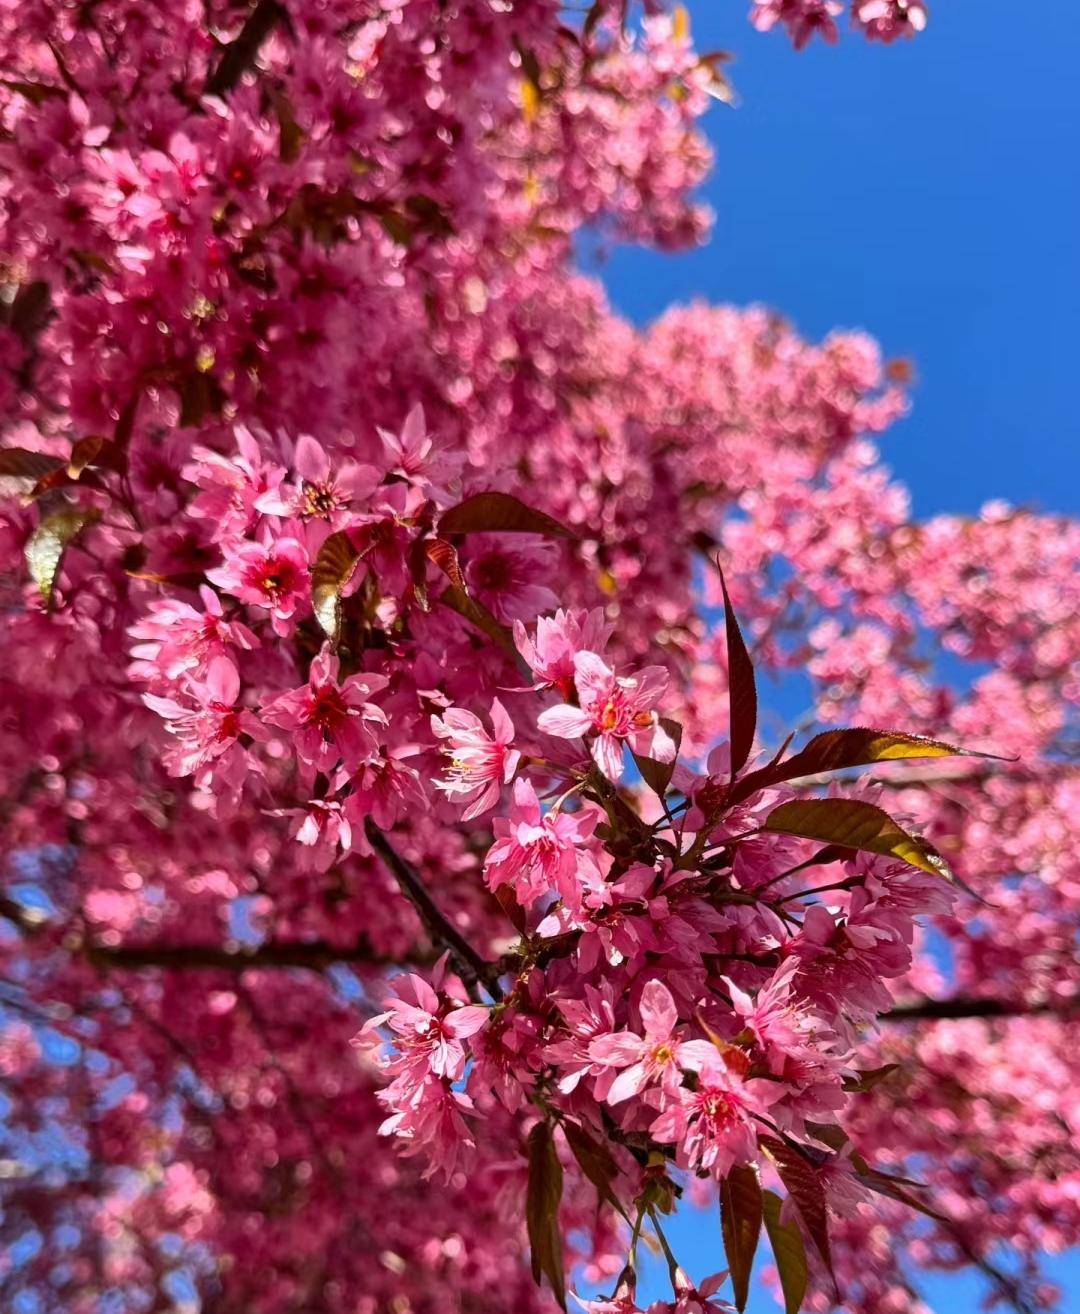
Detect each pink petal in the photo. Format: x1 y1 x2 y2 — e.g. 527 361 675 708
639 979 678 1042
537 704 593 739
206 656 240 706
295 434 330 483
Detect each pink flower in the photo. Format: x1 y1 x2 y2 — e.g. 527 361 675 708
142 656 263 792
261 646 388 772
589 980 713 1105
647 1270 734 1314
463 533 559 623
183 425 289 538
366 973 488 1081
750 0 843 49
513 608 613 696
207 537 310 636
649 1055 784 1179
484 778 600 911
129 585 256 682
537 652 675 781
431 698 520 820
854 0 928 42
257 434 380 537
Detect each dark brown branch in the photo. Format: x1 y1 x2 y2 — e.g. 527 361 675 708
364 818 503 999
205 0 286 97
884 996 1078 1023
85 936 407 973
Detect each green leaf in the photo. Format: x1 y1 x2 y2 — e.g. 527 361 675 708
762 1189 808 1314
763 798 951 882
720 1163 762 1312
717 563 756 778
631 717 683 799
438 491 577 539
562 1120 622 1214
526 1121 566 1309
311 531 361 641
25 508 100 606
759 1137 835 1296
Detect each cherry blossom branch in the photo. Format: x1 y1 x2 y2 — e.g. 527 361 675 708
362 818 504 999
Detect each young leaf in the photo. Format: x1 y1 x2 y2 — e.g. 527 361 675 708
759 1137 835 1295
717 563 757 779
311 531 361 641
762 1189 808 1314
720 1163 762 1312
631 717 683 799
438 491 577 539
526 1121 566 1309
440 585 521 661
842 1063 901 1093
425 537 465 590
25 508 100 605
763 798 950 881
0 449 64 496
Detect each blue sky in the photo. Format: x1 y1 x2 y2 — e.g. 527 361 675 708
582 4 1079 1310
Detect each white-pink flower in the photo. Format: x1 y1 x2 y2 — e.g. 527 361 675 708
484 777 600 911
513 607 613 695
431 698 520 820
589 980 712 1105
537 652 675 781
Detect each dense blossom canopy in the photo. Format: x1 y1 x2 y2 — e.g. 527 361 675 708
0 3 1077 1314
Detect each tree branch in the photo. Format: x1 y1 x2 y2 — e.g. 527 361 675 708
205 0 286 97
84 936 411 973
883 995 1078 1023
363 818 503 999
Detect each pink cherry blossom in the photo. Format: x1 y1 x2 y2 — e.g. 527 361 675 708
484 778 601 911
207 537 310 636
431 698 521 820
261 645 388 772
514 608 614 695
538 651 675 781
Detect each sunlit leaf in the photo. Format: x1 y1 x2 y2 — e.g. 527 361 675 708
761 728 1008 787
0 448 64 495
439 491 577 539
720 1163 762 1312
425 537 465 590
311 531 361 641
762 1189 808 1314
763 798 950 881
526 1121 566 1309
25 507 100 606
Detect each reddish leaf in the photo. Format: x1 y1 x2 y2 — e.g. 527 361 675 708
759 1136 835 1295
7 280 51 345
312 531 362 641
720 1163 762 1312
440 585 521 661
717 563 756 779
0 448 64 494
562 1120 622 1214
842 1063 900 1093
425 537 465 590
526 1121 566 1309
439 491 577 540
762 1189 808 1314
631 717 683 799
